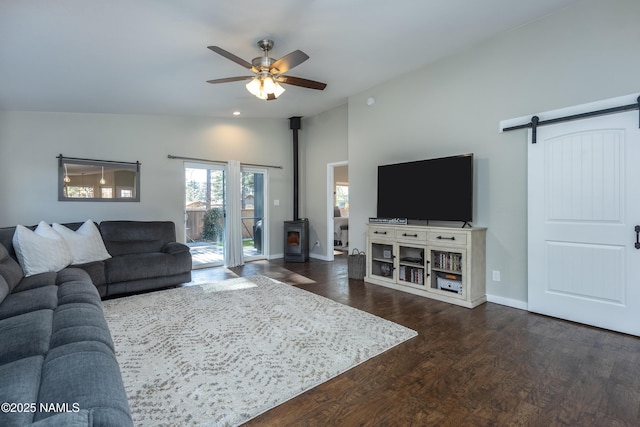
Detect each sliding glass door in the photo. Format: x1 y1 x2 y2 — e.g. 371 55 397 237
241 167 266 261
185 163 267 267
185 163 226 268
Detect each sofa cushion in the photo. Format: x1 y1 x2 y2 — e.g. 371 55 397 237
61 262 107 287
106 239 164 256
12 222 73 276
51 303 114 350
55 267 92 285
31 411 90 427
12 272 57 293
163 241 190 255
0 356 44 427
0 286 58 320
0 310 52 364
100 220 176 256
105 252 186 283
57 280 102 307
37 341 133 426
0 275 8 305
0 243 23 291
0 226 18 258
53 220 111 265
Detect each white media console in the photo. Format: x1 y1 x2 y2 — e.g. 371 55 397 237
365 223 486 308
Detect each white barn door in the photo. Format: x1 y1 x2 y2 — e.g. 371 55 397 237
528 110 640 336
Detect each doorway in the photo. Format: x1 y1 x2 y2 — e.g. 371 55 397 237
326 161 348 261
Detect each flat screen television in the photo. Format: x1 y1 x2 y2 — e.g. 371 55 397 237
377 153 473 223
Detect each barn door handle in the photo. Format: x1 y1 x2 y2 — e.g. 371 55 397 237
635 225 640 249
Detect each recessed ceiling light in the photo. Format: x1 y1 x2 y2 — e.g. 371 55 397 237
233 111 241 116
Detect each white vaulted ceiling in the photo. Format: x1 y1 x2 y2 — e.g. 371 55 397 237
0 0 581 118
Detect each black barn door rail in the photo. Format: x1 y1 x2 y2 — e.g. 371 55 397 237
502 95 640 144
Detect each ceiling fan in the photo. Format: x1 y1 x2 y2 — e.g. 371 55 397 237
206 39 327 101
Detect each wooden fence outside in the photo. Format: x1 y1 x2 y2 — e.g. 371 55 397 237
186 207 258 241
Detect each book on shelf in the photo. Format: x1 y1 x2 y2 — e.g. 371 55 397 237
399 265 424 285
433 251 462 272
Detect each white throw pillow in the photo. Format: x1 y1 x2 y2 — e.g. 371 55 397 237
12 221 74 276
52 220 111 265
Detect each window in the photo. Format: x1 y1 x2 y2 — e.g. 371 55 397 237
335 183 349 216
65 186 94 198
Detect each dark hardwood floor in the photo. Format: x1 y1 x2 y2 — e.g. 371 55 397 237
190 253 640 426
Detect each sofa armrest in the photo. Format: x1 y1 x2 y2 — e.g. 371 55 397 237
162 242 190 255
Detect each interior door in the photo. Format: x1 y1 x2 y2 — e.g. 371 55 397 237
528 111 640 336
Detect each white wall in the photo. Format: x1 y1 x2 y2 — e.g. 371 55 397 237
0 111 293 255
334 165 348 185
347 0 640 304
300 104 348 259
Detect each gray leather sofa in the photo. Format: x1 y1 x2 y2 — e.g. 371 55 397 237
0 220 192 426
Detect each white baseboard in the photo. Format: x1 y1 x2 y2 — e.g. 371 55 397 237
268 253 333 261
309 253 332 261
486 294 528 311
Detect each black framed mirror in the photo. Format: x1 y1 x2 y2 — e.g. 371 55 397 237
58 155 140 202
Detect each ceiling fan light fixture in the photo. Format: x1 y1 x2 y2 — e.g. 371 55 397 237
256 89 268 100
273 81 285 98
246 75 284 100
245 78 261 97
262 76 276 94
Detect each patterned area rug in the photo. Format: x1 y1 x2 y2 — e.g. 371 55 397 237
103 276 417 426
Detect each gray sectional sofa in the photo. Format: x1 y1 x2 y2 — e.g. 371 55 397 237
0 220 193 426
0 220 192 298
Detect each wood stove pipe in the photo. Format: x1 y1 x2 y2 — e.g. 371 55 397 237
289 116 302 220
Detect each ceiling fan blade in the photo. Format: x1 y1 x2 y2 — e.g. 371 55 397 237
270 50 309 74
207 46 253 70
206 76 253 84
277 75 327 90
